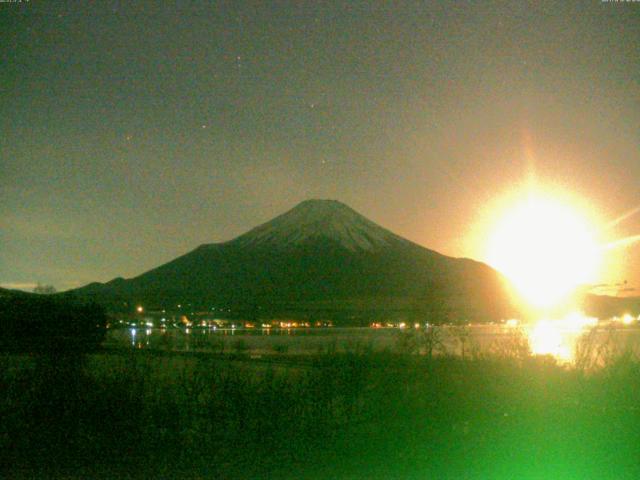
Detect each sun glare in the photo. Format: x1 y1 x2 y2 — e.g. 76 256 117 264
528 312 598 361
487 195 601 309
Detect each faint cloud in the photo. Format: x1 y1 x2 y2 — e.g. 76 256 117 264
0 280 83 292
60 280 83 289
589 282 636 295
0 282 38 291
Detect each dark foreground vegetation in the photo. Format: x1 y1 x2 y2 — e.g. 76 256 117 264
2 343 640 479
0 294 106 352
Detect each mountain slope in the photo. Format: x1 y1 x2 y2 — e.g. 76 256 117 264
73 200 517 322
233 199 410 251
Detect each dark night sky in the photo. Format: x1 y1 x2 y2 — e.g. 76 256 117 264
1 0 639 292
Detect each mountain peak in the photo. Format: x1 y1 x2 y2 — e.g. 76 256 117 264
287 199 357 218
231 199 406 251
295 198 349 208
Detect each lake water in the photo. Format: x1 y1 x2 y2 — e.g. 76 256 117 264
104 323 640 364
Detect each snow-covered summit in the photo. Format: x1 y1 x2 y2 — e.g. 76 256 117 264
232 199 407 251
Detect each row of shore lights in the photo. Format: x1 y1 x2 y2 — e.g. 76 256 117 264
135 305 231 313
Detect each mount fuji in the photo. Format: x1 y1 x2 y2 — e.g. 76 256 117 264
73 200 517 323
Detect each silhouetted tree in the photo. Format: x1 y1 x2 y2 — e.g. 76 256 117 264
33 283 57 295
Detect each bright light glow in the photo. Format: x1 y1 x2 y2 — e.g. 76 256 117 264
487 195 601 308
136 306 143 313
621 313 635 325
529 320 566 359
505 319 519 328
528 312 598 362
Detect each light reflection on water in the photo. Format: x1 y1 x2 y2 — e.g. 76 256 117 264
107 323 640 363
525 312 598 362
520 313 640 364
